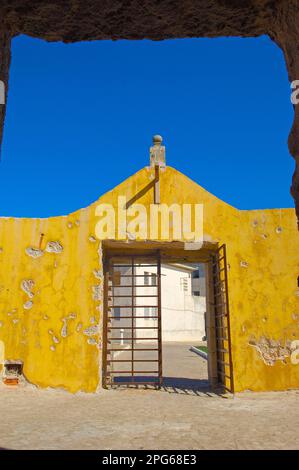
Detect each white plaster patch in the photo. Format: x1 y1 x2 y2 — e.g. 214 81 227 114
53 336 59 344
50 345 56 352
83 325 99 337
67 222 73 229
87 338 97 345
21 279 35 299
45 241 63 254
26 247 44 258
240 261 248 268
23 301 33 310
76 322 83 332
92 285 101 301
12 319 19 325
0 321 3 328
276 226 283 234
291 340 299 365
93 269 102 280
249 336 292 366
61 313 77 338
89 235 96 243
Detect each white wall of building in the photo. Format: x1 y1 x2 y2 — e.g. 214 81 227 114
135 263 206 343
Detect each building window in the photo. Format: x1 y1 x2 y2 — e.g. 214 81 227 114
144 272 157 286
180 277 188 292
151 273 157 286
144 307 156 319
193 290 200 296
113 306 121 320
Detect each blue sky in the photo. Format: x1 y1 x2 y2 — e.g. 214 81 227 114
0 34 294 217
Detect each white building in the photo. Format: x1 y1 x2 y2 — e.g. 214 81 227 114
135 263 206 342
112 263 206 343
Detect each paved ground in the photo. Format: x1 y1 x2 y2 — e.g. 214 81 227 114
110 341 209 390
0 342 298 450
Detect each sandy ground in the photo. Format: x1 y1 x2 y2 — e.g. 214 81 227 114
0 342 298 450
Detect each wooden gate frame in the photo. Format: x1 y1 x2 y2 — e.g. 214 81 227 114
102 251 162 388
102 241 234 393
205 244 234 393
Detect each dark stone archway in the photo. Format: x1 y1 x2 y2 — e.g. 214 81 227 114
0 0 298 220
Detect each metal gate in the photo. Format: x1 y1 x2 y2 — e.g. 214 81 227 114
211 244 234 393
103 253 162 387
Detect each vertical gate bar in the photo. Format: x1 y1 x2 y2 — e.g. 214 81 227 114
213 258 222 386
157 251 162 386
102 259 109 389
212 244 234 393
222 244 234 393
205 260 218 388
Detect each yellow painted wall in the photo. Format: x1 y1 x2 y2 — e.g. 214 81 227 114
0 166 298 392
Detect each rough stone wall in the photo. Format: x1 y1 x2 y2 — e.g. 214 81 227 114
269 1 299 223
0 1 275 41
0 0 298 214
0 30 11 155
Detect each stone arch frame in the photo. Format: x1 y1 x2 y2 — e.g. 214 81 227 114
0 1 298 221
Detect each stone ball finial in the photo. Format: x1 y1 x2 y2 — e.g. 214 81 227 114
153 134 163 145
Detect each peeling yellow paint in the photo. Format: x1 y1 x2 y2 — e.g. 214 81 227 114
0 166 298 393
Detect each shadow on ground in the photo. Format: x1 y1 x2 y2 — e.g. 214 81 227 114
161 376 213 395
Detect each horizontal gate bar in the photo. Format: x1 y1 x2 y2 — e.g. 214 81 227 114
108 316 159 320
108 326 159 330
107 348 159 353
212 255 225 264
110 264 158 268
107 358 159 364
217 370 231 379
216 348 228 354
109 305 158 308
107 371 159 374
212 279 225 287
110 294 158 298
109 381 160 385
109 274 158 278
212 267 226 273
109 285 158 288
217 359 231 366
108 337 158 341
